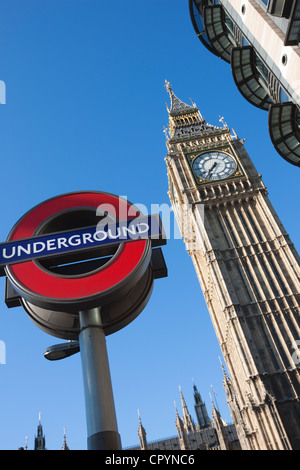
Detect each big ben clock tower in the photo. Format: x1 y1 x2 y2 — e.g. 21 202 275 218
164 81 300 450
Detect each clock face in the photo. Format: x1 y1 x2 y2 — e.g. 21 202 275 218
192 151 236 181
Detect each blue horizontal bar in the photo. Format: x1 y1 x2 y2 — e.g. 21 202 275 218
0 214 165 269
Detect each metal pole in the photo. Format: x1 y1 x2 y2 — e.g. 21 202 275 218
79 307 122 450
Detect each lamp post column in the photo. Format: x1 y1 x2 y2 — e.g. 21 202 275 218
79 307 122 450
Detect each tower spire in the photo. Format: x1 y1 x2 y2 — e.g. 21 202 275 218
34 413 46 450
137 410 148 450
61 427 69 450
193 382 211 429
164 80 196 116
210 394 231 450
164 80 218 142
179 385 196 434
174 401 189 450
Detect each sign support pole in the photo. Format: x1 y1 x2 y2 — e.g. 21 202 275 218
79 307 122 450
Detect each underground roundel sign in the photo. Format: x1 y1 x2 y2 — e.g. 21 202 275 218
3 191 164 317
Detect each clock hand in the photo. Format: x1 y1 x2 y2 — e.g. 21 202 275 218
206 162 217 177
211 162 220 175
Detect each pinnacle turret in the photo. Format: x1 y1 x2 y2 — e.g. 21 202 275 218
179 385 196 434
137 410 148 450
61 427 69 450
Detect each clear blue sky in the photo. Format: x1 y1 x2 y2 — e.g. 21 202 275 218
0 0 298 450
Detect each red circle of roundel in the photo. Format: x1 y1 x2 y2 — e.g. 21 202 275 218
5 191 147 302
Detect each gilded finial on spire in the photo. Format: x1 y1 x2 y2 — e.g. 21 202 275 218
165 79 172 94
